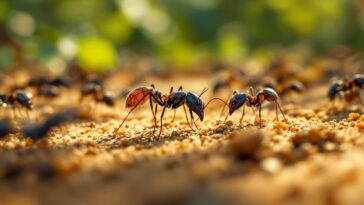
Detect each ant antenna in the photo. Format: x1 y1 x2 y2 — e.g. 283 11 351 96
204 97 229 110
198 88 209 98
248 87 255 96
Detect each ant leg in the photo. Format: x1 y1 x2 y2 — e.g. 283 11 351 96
26 109 30 119
223 111 229 122
189 108 199 130
358 91 364 108
276 101 287 122
219 106 226 121
183 104 194 131
94 101 98 116
239 105 246 126
158 106 167 137
12 107 17 119
258 103 262 128
149 98 157 133
275 102 279 121
153 103 158 134
218 97 229 121
172 110 176 123
114 94 149 135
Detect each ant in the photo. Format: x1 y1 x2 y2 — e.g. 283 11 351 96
80 82 116 107
277 80 305 96
211 69 244 94
157 86 208 136
225 87 287 126
0 119 13 138
114 84 166 135
0 90 33 118
21 109 78 141
263 79 305 97
27 75 70 98
328 74 364 106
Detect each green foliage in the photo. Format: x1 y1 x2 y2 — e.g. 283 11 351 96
0 0 360 70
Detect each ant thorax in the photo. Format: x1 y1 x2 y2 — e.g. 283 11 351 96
246 95 257 107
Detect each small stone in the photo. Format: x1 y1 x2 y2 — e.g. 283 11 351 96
214 127 224 134
227 128 264 159
225 120 234 127
348 113 360 121
218 124 228 130
357 122 364 131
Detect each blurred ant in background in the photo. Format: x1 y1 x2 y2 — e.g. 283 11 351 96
263 79 305 100
0 119 13 139
211 69 245 94
0 90 33 119
27 75 70 98
114 84 166 135
225 87 287 126
21 109 78 141
80 81 116 107
328 74 364 108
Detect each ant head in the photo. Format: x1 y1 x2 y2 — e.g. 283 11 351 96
150 84 155 89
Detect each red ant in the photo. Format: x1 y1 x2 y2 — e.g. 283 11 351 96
114 84 166 135
225 87 287 126
114 85 228 137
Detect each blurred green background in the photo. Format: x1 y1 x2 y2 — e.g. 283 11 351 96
0 0 362 71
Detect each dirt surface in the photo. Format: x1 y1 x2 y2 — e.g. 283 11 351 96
1 72 364 205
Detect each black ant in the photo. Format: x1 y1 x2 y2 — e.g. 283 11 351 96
225 87 287 126
21 109 78 141
80 82 116 107
0 119 13 138
263 79 305 97
27 75 69 98
328 74 364 106
0 90 33 118
39 85 60 98
157 86 208 136
114 84 166 135
48 76 70 88
211 70 244 94
278 80 305 96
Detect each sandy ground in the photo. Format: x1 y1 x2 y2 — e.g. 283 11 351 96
0 73 364 205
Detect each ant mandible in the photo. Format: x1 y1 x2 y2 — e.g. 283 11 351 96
226 87 287 126
114 84 166 135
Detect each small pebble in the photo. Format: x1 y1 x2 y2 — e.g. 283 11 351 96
348 113 360 121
